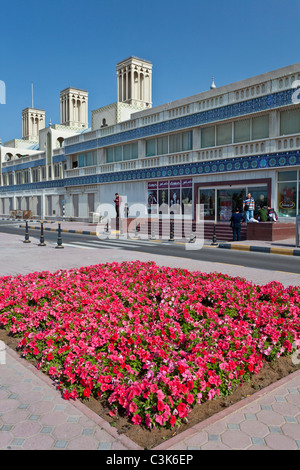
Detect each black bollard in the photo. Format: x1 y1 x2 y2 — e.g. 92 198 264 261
135 220 140 238
55 223 64 249
150 221 156 240
119 219 124 236
211 222 218 245
169 219 175 242
23 221 31 243
38 221 46 246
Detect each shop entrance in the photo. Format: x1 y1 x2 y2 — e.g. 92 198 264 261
217 188 245 221
199 185 268 222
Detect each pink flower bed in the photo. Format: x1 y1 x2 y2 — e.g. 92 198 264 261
0 261 300 429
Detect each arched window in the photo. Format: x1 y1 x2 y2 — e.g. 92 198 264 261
57 137 65 148
4 153 13 161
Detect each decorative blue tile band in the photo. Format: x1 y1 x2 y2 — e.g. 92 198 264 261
1 158 46 173
65 89 294 155
52 154 66 164
2 154 66 173
1 149 300 193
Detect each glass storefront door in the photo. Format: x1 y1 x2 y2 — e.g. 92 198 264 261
248 186 268 214
217 188 245 221
199 185 268 222
200 188 215 220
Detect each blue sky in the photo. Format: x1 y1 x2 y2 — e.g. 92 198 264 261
1 0 300 142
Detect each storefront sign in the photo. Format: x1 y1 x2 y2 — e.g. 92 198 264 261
279 201 295 209
181 178 192 187
158 180 169 189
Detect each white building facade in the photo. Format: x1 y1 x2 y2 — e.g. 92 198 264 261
1 57 300 230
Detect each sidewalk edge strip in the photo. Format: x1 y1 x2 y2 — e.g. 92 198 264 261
218 243 300 256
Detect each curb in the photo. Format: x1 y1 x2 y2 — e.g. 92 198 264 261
19 224 99 236
3 218 54 223
218 242 300 256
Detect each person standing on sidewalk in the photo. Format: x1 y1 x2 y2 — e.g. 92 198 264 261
230 207 245 241
124 203 129 218
243 192 255 222
114 193 120 218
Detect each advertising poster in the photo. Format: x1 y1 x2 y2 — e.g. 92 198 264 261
146 178 193 215
169 180 181 213
147 182 158 213
181 179 192 214
158 180 169 209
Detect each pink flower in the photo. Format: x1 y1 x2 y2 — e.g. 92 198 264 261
132 414 142 425
186 393 194 404
157 389 165 400
128 402 138 414
169 415 177 427
83 388 91 398
157 400 165 412
176 402 187 418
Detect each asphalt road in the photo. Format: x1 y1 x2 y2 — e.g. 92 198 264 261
0 220 299 274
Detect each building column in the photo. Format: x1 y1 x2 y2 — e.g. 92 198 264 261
40 192 45 219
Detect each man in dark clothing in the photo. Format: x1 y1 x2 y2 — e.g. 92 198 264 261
114 193 120 218
230 208 245 241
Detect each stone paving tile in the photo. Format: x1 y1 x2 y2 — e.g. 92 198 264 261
240 419 269 438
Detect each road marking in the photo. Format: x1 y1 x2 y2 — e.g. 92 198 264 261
70 241 121 250
62 243 96 249
89 240 145 248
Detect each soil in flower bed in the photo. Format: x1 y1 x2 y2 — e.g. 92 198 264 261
1 296 300 449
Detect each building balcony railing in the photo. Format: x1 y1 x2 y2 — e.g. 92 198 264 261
2 152 45 167
52 147 65 156
62 133 300 180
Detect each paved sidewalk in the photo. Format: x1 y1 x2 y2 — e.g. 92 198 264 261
1 229 300 450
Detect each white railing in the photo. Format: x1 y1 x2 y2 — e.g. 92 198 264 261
53 147 65 155
168 152 191 165
141 156 160 168
276 134 300 151
65 166 101 177
120 160 137 170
